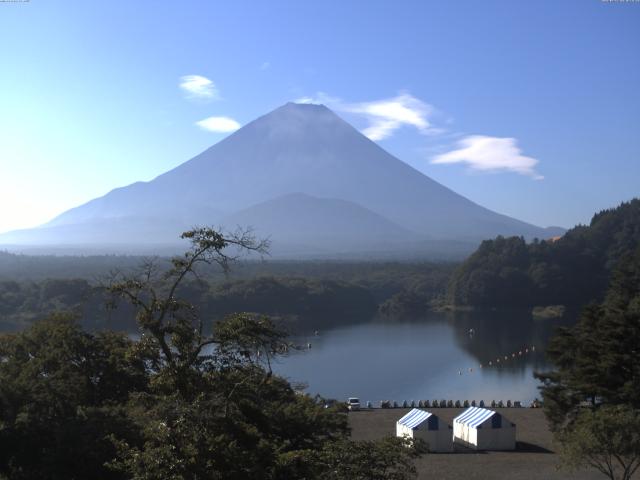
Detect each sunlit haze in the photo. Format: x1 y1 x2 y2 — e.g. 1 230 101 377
1 0 639 233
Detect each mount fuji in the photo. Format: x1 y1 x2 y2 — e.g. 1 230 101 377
0 103 563 258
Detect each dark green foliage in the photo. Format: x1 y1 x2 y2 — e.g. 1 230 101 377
537 248 640 480
0 251 455 291
293 436 425 480
378 269 452 316
0 251 148 282
0 276 377 332
202 276 377 320
0 279 96 330
537 248 640 428
108 342 350 479
0 314 149 480
0 262 455 331
558 405 640 480
0 228 423 479
448 199 640 307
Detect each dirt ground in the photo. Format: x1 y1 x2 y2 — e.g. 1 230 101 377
348 407 621 480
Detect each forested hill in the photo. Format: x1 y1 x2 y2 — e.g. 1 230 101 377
446 199 640 308
0 259 455 332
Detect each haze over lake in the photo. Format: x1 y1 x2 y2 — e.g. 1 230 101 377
274 311 572 405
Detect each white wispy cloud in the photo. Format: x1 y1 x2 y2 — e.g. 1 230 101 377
179 75 219 100
295 96 316 104
295 91 545 178
432 135 543 180
195 116 241 133
294 92 341 105
260 61 271 70
295 92 438 141
343 94 435 141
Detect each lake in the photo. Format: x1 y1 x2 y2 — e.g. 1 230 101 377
273 310 575 406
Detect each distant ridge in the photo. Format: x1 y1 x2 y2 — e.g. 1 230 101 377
0 102 563 258
447 198 640 307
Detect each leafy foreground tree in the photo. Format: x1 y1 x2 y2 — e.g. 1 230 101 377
0 314 149 480
536 247 640 480
0 228 423 480
558 406 640 480
307 436 425 480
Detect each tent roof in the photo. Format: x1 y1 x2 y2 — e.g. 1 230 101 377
453 407 496 428
397 409 433 429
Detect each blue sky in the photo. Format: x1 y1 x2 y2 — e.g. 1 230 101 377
0 0 638 233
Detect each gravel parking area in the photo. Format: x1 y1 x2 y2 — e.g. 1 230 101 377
348 408 617 480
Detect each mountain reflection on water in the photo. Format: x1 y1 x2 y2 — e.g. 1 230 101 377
273 310 577 405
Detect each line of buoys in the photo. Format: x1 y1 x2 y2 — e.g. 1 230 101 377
457 345 537 375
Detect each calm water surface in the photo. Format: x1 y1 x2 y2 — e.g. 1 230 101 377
273 310 574 405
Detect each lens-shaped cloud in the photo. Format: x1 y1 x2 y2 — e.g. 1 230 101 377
179 75 219 101
432 135 543 180
195 116 241 133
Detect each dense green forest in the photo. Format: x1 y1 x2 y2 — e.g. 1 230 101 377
0 252 453 287
2 198 638 329
1 205 638 477
0 229 424 479
535 246 640 479
0 257 454 331
0 251 147 281
446 199 640 308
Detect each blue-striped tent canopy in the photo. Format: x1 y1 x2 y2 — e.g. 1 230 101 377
397 409 432 429
453 407 497 428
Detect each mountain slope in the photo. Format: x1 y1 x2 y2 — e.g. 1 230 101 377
219 193 419 256
1 102 561 256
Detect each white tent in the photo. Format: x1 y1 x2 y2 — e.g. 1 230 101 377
453 406 516 450
396 409 453 452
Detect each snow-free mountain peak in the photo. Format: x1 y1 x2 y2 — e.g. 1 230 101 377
0 103 563 257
